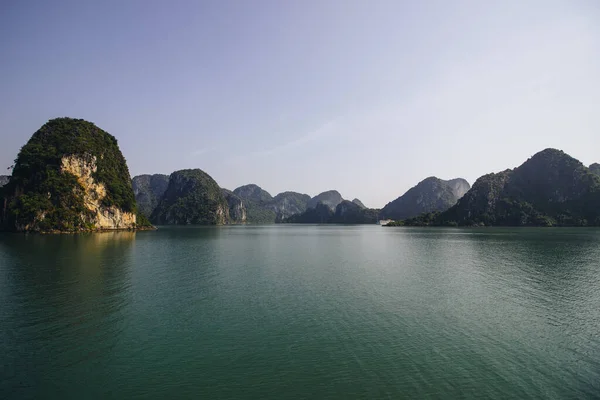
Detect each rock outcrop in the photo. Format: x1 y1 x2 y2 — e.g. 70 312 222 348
151 169 229 225
0 175 9 187
0 118 147 232
232 184 276 223
590 163 600 177
132 174 169 218
307 190 344 210
60 154 137 230
271 191 311 222
380 177 470 220
352 198 366 209
233 184 273 203
222 188 247 223
228 184 311 223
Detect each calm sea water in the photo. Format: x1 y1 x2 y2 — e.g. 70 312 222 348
1 225 600 399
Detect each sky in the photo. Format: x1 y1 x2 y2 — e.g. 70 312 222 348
1 0 599 208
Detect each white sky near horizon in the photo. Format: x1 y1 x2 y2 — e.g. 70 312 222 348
1 0 599 207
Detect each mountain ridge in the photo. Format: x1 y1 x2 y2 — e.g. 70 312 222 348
396 149 600 227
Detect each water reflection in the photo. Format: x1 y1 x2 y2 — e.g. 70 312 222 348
0 232 136 398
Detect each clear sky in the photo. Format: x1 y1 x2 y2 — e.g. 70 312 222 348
1 0 599 208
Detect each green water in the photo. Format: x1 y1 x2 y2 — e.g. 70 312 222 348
1 226 600 399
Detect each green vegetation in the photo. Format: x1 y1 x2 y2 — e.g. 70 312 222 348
1 118 140 232
285 203 334 223
135 210 154 228
244 203 277 224
151 169 229 225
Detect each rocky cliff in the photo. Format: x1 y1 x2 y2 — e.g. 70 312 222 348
222 188 247 223
232 184 276 223
151 169 229 225
307 190 344 210
352 198 366 209
132 174 169 218
271 191 311 221
233 184 273 203
229 184 311 223
590 163 600 177
401 149 600 227
0 118 148 232
380 177 470 220
0 175 9 187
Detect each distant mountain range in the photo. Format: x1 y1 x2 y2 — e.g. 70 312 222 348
2 117 597 231
55 146 600 227
131 176 377 225
390 149 600 227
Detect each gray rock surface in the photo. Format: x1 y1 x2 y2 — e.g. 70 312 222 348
380 177 471 220
307 190 344 211
132 174 169 218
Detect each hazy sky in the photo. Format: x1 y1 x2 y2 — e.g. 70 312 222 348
1 0 599 208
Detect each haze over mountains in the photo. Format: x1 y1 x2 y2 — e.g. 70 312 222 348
106 147 600 228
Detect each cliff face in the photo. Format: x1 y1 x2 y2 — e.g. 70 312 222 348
0 176 9 187
151 169 229 225
307 190 344 210
233 184 273 203
380 177 470 220
445 178 471 199
590 163 600 177
437 149 600 226
352 198 366 209
60 154 136 230
228 185 311 223
1 118 145 232
132 174 169 218
232 184 276 223
271 191 311 221
222 189 247 223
